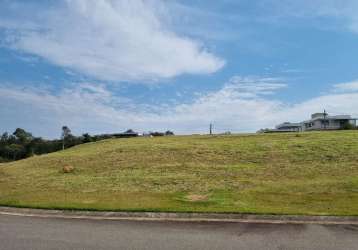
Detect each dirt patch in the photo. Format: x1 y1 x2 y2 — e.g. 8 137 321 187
81 200 97 204
82 189 98 193
62 165 75 173
186 194 208 202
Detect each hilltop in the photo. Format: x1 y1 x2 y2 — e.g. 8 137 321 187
0 131 358 215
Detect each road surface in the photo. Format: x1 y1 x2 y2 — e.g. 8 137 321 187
0 214 357 250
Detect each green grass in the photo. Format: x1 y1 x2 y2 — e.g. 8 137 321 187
1 131 358 215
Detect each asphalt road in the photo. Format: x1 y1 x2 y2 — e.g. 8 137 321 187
0 215 358 250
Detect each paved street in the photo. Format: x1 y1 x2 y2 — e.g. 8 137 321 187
0 214 357 250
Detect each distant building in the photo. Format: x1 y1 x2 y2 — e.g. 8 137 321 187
112 130 139 138
275 122 303 132
302 113 356 131
261 112 357 133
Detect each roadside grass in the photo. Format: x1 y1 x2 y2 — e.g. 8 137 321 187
0 131 358 215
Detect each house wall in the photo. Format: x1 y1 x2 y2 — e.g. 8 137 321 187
328 120 342 129
303 120 322 131
270 114 356 133
278 127 301 132
304 119 353 131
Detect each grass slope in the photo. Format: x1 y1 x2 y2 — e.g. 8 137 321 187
0 131 358 215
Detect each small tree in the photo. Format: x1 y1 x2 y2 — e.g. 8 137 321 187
61 126 72 150
342 122 355 130
13 128 33 144
82 133 92 143
0 132 9 143
165 130 174 136
5 144 24 161
151 132 165 136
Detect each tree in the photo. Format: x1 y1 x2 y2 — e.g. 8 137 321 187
150 131 165 137
28 137 45 155
82 133 92 143
0 132 9 160
5 144 25 160
342 122 356 130
13 128 33 144
12 128 33 157
0 132 9 143
165 130 174 136
61 126 72 150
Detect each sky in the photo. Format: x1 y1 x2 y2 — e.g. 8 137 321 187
1 0 358 138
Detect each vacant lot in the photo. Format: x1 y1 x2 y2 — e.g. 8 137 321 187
0 131 358 215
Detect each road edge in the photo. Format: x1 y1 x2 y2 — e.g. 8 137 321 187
0 206 357 225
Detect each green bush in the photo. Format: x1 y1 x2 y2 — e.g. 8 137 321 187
342 123 356 130
0 156 10 163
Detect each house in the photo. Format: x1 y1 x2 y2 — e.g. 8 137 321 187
302 113 356 131
261 112 357 133
275 122 303 132
259 122 302 133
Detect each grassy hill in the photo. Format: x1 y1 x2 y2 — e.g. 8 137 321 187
0 131 358 215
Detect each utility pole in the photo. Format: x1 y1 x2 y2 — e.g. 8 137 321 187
209 123 213 135
323 109 328 130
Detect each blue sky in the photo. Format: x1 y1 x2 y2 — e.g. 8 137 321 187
1 0 358 138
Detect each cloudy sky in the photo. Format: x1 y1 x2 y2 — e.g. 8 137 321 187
1 0 358 138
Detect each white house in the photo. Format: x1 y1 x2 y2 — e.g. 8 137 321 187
302 113 356 131
262 112 357 133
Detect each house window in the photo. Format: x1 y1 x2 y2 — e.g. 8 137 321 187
322 120 329 127
340 120 347 126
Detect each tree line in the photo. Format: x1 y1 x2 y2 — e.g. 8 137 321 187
0 127 101 162
0 127 174 162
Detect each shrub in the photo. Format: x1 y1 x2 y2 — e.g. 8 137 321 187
342 123 356 130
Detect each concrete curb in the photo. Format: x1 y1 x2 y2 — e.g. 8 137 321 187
0 206 358 225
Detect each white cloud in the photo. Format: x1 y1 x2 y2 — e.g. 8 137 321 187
333 80 358 92
0 83 152 137
225 76 287 97
1 0 224 82
1 77 358 138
